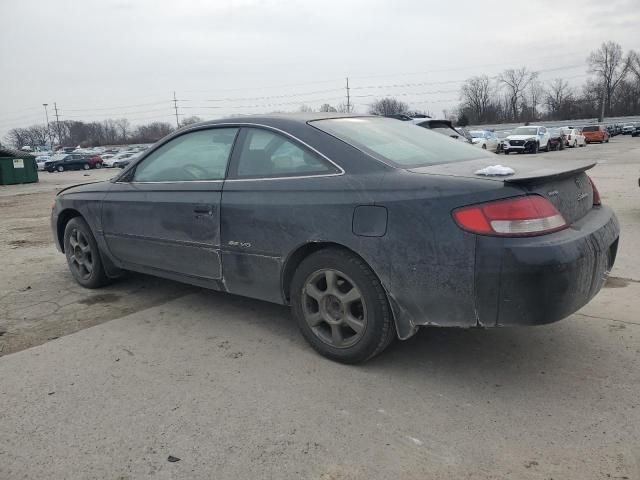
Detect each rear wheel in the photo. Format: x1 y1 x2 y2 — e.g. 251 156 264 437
83 163 90 170
482 144 486 150
63 217 111 289
573 140 578 148
504 150 510 155
291 249 395 364
95 162 102 169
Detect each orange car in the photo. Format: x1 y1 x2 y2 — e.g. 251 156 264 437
581 125 610 144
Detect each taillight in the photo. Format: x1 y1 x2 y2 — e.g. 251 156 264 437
452 195 567 237
588 176 601 206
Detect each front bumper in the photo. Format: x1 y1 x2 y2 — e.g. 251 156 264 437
474 205 619 326
503 141 536 153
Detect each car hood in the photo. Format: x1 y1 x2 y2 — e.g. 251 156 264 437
471 138 484 143
407 158 596 183
505 134 537 141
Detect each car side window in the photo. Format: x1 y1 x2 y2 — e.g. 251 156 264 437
133 128 238 182
540 127 546 134
234 128 335 178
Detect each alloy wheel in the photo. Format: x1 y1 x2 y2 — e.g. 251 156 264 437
68 228 94 280
302 269 367 348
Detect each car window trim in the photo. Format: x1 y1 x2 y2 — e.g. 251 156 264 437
225 125 344 181
115 122 344 184
119 126 241 184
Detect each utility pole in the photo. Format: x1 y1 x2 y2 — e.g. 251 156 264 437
345 77 351 113
598 93 605 123
53 102 62 147
42 104 53 150
173 91 180 128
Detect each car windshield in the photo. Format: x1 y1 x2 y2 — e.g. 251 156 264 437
311 117 486 168
582 126 598 132
512 127 538 136
549 129 561 135
469 131 485 138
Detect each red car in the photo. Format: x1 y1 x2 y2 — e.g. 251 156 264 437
581 125 610 144
81 154 104 169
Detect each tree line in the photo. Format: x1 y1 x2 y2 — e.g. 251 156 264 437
5 115 204 150
455 41 640 125
367 41 640 125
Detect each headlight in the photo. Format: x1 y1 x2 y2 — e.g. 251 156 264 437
527 137 536 142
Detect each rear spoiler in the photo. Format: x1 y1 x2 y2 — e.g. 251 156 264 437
503 161 597 183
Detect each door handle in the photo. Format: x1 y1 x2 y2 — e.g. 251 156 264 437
193 206 213 215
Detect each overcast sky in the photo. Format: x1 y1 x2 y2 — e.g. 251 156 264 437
1 0 639 141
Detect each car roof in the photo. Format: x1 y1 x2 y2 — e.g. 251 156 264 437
192 113 370 129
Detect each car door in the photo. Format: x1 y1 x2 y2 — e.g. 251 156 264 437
101 127 239 283
538 127 549 147
220 126 343 303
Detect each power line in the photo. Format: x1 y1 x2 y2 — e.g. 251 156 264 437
173 92 180 128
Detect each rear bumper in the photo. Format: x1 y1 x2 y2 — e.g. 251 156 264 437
474 205 619 326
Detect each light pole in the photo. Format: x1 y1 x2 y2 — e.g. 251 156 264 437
42 103 53 150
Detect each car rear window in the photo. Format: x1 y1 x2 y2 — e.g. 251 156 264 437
310 117 486 168
582 126 598 132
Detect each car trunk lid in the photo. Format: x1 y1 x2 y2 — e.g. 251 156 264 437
408 158 596 224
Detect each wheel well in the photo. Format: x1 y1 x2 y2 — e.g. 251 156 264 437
282 241 372 303
57 209 82 252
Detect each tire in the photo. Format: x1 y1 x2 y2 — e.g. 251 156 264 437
605 137 609 143
482 144 487 150
504 150 510 155
573 140 578 148
83 163 90 170
290 248 396 364
95 162 102 169
57 165 64 172
531 142 539 154
63 217 111 289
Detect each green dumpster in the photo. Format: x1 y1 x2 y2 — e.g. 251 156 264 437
0 147 38 185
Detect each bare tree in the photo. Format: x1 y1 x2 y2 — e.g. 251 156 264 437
628 50 640 82
528 77 544 120
460 75 492 123
180 116 202 127
319 103 337 113
336 102 351 113
545 78 571 117
298 104 314 113
587 41 630 115
368 98 409 116
114 118 131 142
497 67 537 121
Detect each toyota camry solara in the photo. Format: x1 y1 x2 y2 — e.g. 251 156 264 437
51 114 620 363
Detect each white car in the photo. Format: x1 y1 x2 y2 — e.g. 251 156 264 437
35 155 51 171
469 130 499 152
503 126 551 154
561 128 586 148
622 124 635 135
102 152 135 167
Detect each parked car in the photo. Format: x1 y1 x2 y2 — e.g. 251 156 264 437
51 114 619 363
561 128 587 148
503 125 551 154
495 130 511 152
79 154 104 169
113 153 141 168
582 125 610 144
35 155 51 171
633 124 640 137
103 152 135 167
622 124 635 135
409 118 472 143
44 153 93 172
469 130 499 152
547 128 566 151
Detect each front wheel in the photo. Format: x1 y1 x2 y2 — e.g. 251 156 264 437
57 165 64 172
63 217 111 288
531 142 539 154
291 249 395 364
482 144 486 150
504 150 510 155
